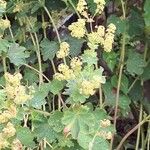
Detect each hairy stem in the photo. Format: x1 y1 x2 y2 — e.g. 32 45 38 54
135 105 143 150
110 0 126 149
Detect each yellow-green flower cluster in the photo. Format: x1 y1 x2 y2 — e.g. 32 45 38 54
68 19 86 39
87 24 116 51
0 122 16 149
0 72 33 149
97 119 112 140
5 72 34 104
97 130 112 140
87 30 104 49
70 57 82 73
94 0 106 15
80 75 104 96
56 42 70 58
0 0 7 9
103 23 116 52
80 80 95 95
0 105 17 123
100 119 111 128
11 139 22 150
77 0 88 18
0 19 10 29
13 2 24 13
97 25 105 36
54 64 75 81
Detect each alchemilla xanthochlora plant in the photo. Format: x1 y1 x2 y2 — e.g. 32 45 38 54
0 0 150 149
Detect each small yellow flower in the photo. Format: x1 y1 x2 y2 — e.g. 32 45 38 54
58 64 69 73
97 25 105 37
2 122 16 138
106 23 116 33
77 0 87 13
0 0 7 10
91 75 102 88
57 42 70 58
106 131 113 140
77 0 88 18
68 19 86 39
12 139 22 150
0 134 9 149
14 85 32 104
70 57 82 73
100 119 111 128
87 30 104 49
0 114 9 123
56 64 75 80
13 2 24 13
103 23 116 52
80 80 95 96
94 0 106 15
5 72 33 104
0 19 10 29
54 73 65 81
97 131 112 140
5 72 22 87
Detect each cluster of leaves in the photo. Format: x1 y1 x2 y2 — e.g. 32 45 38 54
0 0 150 150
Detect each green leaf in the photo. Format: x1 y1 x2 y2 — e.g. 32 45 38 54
40 38 59 61
7 43 29 66
58 135 74 148
48 111 64 132
103 52 118 71
141 62 150 81
65 80 87 103
34 121 58 143
127 50 146 76
65 36 84 57
144 0 150 27
45 0 66 10
62 105 95 139
119 95 131 116
50 79 65 95
78 133 110 150
28 83 51 109
107 15 126 34
129 80 143 102
82 50 98 65
128 9 144 36
103 82 116 106
0 2 6 16
23 67 39 85
111 75 129 94
16 127 35 148
103 82 131 115
0 38 10 55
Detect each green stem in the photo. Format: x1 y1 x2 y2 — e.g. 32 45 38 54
41 12 47 39
127 77 139 93
143 122 150 149
2 57 7 73
68 0 81 18
5 14 15 43
34 32 43 84
42 5 61 43
110 0 126 149
24 64 50 82
135 105 143 150
26 17 43 85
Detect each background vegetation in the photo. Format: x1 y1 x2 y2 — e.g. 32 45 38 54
0 0 150 149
